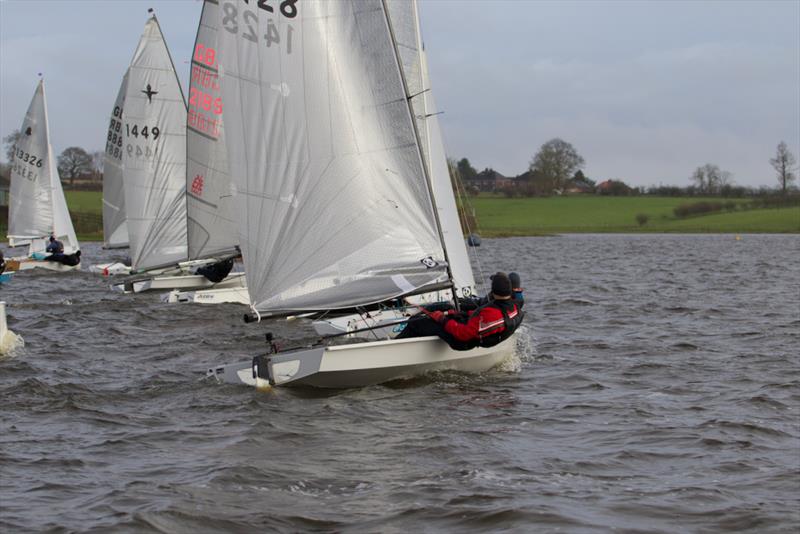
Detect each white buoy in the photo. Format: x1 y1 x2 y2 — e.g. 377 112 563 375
0 301 24 355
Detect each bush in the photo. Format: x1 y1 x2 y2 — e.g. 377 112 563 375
673 201 725 218
635 213 649 226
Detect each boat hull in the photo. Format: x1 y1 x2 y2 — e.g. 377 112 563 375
111 271 245 294
89 262 131 276
8 257 80 272
208 333 517 389
163 285 250 305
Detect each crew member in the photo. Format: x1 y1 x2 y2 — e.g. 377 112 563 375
45 235 64 254
396 272 523 350
0 249 5 275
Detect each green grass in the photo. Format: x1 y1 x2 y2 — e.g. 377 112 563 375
64 190 103 215
468 195 799 235
4 192 798 240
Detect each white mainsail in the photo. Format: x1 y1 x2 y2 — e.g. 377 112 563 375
218 0 447 314
122 15 188 271
102 70 130 249
186 0 239 260
7 79 79 254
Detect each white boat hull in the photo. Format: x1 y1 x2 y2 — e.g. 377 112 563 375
163 285 250 305
312 307 420 338
9 257 80 272
89 262 131 276
207 333 517 389
111 269 245 294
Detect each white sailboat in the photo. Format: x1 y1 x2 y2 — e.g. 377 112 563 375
164 0 246 302
90 71 133 276
6 79 81 272
102 70 130 251
111 10 243 293
208 0 518 389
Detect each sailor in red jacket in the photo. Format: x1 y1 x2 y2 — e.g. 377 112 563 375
396 272 523 350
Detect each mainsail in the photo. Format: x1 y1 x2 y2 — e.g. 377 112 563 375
122 15 188 271
218 0 447 313
102 70 130 249
186 0 238 260
7 79 79 254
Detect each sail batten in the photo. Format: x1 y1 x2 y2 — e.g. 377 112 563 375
218 0 446 313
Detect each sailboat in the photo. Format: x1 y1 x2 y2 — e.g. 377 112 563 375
90 71 134 276
208 0 519 388
163 0 247 302
6 79 81 272
110 11 244 293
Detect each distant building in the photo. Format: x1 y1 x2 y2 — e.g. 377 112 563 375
464 168 513 192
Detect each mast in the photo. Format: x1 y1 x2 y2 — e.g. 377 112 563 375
381 0 458 306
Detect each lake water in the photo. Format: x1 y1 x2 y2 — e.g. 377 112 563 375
1 234 798 532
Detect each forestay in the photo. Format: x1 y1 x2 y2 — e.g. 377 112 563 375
123 15 188 271
8 79 79 254
102 70 130 249
218 0 447 314
187 0 238 260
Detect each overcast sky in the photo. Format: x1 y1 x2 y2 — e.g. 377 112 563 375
1 0 798 187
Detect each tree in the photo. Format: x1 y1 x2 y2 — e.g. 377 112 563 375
770 141 797 194
455 157 478 182
3 129 22 163
690 163 733 195
57 146 93 186
530 138 585 193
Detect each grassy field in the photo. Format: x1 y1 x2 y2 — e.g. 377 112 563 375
2 192 798 240
467 195 799 235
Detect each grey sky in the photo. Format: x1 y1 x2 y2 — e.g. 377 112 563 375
1 0 798 187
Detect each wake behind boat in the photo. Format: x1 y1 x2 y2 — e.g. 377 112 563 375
208 0 521 389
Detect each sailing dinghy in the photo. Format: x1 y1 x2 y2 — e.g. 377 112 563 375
6 79 81 272
208 0 518 389
90 70 133 276
162 0 245 302
110 10 243 293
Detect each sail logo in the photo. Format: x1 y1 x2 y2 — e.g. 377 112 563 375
142 84 158 103
191 174 205 196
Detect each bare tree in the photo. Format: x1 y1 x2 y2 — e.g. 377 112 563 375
770 141 797 194
691 163 733 195
57 146 93 186
530 138 585 193
3 129 22 163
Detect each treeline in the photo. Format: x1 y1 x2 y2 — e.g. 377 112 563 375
673 196 800 219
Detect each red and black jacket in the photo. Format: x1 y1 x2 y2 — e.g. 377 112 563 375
443 298 523 348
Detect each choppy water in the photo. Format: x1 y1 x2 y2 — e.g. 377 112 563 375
1 234 798 533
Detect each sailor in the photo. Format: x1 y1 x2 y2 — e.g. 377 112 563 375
396 272 523 350
45 235 64 254
459 271 524 312
0 249 5 275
